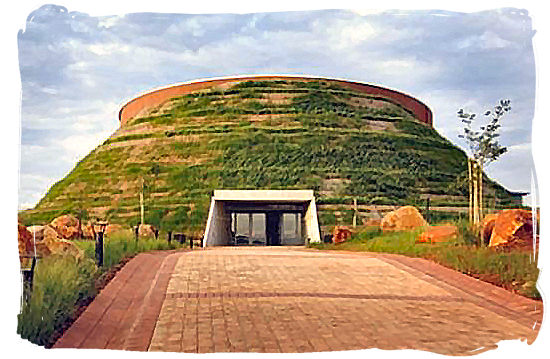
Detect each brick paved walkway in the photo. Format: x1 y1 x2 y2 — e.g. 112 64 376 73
54 247 543 355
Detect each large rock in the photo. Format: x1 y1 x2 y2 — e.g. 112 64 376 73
489 209 536 249
18 224 34 256
417 225 458 244
138 224 157 238
81 220 96 239
27 225 45 242
50 214 81 240
332 226 352 244
23 224 82 259
380 206 428 232
481 213 498 245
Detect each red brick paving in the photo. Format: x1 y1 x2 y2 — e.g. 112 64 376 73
53 251 179 350
53 247 543 355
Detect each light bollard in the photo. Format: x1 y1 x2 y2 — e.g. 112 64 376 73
95 231 104 267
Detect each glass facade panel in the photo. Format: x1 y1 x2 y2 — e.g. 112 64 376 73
251 213 266 244
281 213 303 245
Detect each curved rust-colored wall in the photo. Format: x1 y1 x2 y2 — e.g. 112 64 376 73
119 75 433 127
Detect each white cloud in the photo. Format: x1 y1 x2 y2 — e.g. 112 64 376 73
17 7 536 209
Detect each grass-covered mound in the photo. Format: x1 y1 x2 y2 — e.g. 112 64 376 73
19 79 520 233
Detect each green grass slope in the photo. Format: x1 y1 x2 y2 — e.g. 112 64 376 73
19 79 521 234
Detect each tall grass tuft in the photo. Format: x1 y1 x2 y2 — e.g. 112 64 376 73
17 255 97 347
18 231 185 346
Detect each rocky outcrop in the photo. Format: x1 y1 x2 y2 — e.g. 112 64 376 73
50 214 81 240
481 213 498 245
380 206 428 232
138 224 157 238
488 209 536 249
81 220 96 239
332 226 352 244
21 223 83 259
417 225 458 244
18 224 34 256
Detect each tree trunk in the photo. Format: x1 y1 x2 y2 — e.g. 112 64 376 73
478 163 484 224
472 160 480 227
468 159 473 224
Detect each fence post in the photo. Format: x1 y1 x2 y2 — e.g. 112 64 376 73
134 225 139 241
426 197 431 224
167 231 172 244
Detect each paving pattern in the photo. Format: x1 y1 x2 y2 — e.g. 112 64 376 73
54 247 543 355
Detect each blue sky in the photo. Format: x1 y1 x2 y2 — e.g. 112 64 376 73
17 5 537 209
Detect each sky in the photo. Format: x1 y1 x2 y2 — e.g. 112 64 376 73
17 4 537 209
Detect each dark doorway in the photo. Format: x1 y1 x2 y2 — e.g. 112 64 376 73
266 212 281 246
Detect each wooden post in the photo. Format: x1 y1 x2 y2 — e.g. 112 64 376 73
352 198 358 228
140 177 145 226
426 197 431 224
167 231 172 244
472 160 480 227
479 163 484 221
468 158 473 225
134 225 139 241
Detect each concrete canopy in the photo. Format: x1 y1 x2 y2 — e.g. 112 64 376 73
203 190 321 247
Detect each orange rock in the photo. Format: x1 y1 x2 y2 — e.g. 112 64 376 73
40 225 82 259
332 226 352 244
481 213 498 245
82 220 96 239
489 209 535 249
138 224 157 238
18 224 34 256
50 214 81 240
380 206 428 232
418 225 458 244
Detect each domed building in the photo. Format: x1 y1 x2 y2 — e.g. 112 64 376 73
19 75 523 245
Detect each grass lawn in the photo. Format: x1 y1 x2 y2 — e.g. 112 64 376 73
309 226 540 300
17 231 186 347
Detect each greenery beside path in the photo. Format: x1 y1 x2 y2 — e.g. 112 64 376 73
17 232 185 347
309 226 540 300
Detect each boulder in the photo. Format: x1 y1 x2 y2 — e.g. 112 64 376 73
30 224 82 259
481 213 498 245
44 237 84 259
18 224 34 256
417 225 458 244
138 224 156 238
81 220 96 239
332 226 352 244
27 225 45 242
50 214 81 240
489 209 536 249
380 206 428 232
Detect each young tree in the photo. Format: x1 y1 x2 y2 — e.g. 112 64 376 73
457 99 511 228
